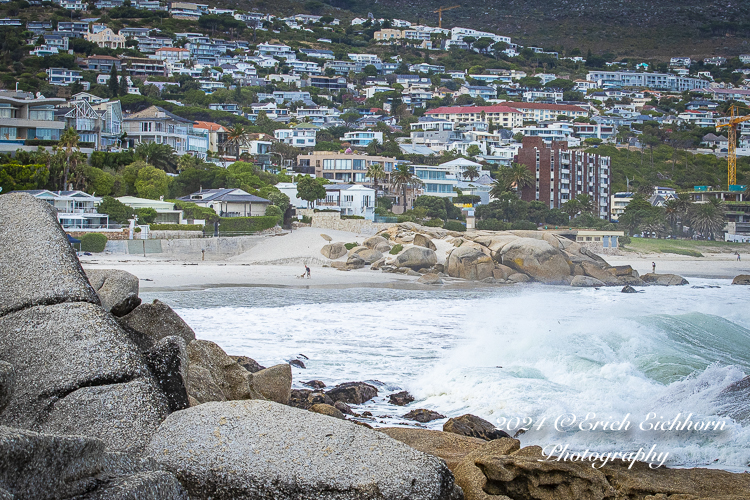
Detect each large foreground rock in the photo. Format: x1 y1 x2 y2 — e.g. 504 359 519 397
500 238 571 284
186 340 262 403
395 247 438 270
641 273 689 286
0 302 169 453
0 193 100 317
446 247 495 281
0 425 187 500
380 428 486 472
321 242 348 259
85 268 141 317
119 299 196 345
146 400 462 500
249 363 292 404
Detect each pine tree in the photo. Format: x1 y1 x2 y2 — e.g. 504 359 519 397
108 65 119 97
118 72 128 96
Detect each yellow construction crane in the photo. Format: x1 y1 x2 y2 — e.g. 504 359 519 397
433 5 460 29
716 105 750 187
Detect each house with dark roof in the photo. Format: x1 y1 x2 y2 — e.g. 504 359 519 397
122 105 207 155
178 188 271 217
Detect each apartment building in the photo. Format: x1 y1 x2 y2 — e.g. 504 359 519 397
85 55 122 73
586 70 710 91
0 91 66 147
341 131 383 147
515 136 611 218
426 105 524 128
120 57 167 77
274 127 317 148
153 47 190 63
46 68 83 86
297 151 396 185
509 102 588 122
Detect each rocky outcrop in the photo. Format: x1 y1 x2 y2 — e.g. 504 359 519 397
732 274 750 285
356 248 384 264
345 253 366 269
0 193 100 317
443 414 510 441
642 273 690 286
0 425 188 500
404 409 446 423
419 273 444 285
320 242 347 259
309 403 345 419
570 275 606 287
145 400 463 500
186 340 262 403
446 247 495 281
500 238 572 284
119 299 196 346
380 427 486 472
364 235 389 249
86 269 141 317
413 234 437 251
0 302 169 454
622 284 638 293
395 247 438 269
492 264 515 280
389 390 415 406
326 381 378 405
289 389 334 410
250 364 292 404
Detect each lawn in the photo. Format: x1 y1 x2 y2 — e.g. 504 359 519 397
621 238 750 257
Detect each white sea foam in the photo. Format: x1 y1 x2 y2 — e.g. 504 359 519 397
144 278 750 470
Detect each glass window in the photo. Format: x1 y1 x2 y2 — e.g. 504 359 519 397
0 127 17 140
0 104 16 119
29 106 54 121
323 159 334 170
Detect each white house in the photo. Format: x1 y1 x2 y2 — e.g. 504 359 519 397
341 131 383 147
320 184 376 220
20 190 110 229
274 127 317 148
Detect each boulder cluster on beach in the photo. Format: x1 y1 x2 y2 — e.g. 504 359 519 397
321 222 691 288
1 192 750 500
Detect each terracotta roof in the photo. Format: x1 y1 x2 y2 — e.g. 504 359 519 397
426 105 522 115
193 121 227 132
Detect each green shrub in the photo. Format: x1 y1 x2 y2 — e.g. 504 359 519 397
265 205 283 225
150 224 204 231
476 219 511 231
380 232 390 240
397 214 415 223
444 220 466 232
136 207 158 224
341 215 365 220
80 233 107 252
217 216 278 234
423 218 444 227
389 244 403 255
619 235 631 246
510 220 538 230
344 242 358 250
300 215 312 224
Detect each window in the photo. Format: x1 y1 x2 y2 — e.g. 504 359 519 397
0 104 16 119
0 127 17 140
141 122 152 132
33 128 61 141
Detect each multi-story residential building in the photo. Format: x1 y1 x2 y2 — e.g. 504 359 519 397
515 136 611 218
21 190 109 229
669 57 693 67
208 103 243 115
287 60 322 75
708 88 750 102
120 57 167 77
119 27 153 38
348 53 381 65
409 63 445 74
319 184 377 220
44 34 69 52
306 76 347 91
85 55 122 73
0 91 66 148
153 47 190 63
169 2 208 19
586 70 710 91
509 102 588 122
256 43 295 60
26 20 53 34
123 105 198 154
299 48 335 60
297 151 396 185
459 85 496 100
523 90 563 102
55 0 87 11
57 21 89 34
136 36 174 53
413 164 457 198
340 131 383 147
450 27 510 44
84 28 125 49
425 105 524 129
513 122 578 145
90 99 123 149
676 110 716 128
703 56 727 66
274 126 317 148
192 121 226 153
324 60 366 75
46 68 83 86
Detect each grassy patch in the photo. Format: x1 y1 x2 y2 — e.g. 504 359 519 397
389 244 404 255
621 238 750 257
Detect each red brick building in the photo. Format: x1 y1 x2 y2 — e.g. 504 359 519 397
515 137 611 219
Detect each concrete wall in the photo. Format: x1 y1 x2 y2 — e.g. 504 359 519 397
148 230 204 239
300 210 393 235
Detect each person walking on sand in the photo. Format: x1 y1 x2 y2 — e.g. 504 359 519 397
737 252 741 262
305 264 311 278
652 262 656 273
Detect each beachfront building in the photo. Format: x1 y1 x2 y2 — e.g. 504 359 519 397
515 136 611 219
320 184 377 220
20 190 110 229
297 151 396 185
116 196 184 224
0 90 66 149
178 188 271 217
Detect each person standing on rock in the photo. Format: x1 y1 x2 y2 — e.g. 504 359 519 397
652 262 656 273
305 265 311 278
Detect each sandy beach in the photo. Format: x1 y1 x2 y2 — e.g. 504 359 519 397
79 228 750 289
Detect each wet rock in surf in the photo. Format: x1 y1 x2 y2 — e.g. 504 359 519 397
389 391 415 406
443 414 511 441
326 382 378 405
403 409 446 423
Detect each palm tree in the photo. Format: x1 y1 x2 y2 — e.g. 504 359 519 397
574 194 594 215
561 198 581 219
366 163 386 194
462 165 480 181
134 142 178 173
391 164 422 213
664 199 680 233
503 162 535 196
58 127 79 190
688 199 726 240
489 177 512 200
224 124 247 160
